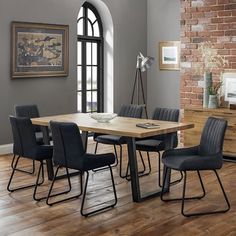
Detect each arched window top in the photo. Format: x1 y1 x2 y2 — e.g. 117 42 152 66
77 2 103 38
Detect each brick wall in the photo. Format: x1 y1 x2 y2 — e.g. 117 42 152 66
180 0 236 109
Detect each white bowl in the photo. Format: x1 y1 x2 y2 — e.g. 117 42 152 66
90 113 117 123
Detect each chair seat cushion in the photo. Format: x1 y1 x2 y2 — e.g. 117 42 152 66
95 135 126 145
136 139 164 152
162 154 223 171
67 153 115 171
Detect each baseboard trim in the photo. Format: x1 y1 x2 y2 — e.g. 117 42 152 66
0 144 13 155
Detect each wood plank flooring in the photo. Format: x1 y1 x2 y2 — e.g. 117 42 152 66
0 140 236 235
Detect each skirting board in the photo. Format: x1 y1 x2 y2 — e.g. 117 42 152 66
0 144 13 155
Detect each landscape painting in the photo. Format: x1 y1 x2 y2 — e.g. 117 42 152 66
11 22 69 78
159 41 180 70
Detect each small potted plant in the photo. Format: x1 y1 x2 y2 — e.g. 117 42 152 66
208 81 223 108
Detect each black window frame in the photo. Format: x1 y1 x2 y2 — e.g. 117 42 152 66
77 2 104 113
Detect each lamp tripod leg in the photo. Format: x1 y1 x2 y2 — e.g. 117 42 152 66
138 69 148 118
131 69 138 104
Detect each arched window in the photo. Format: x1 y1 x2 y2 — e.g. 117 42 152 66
77 2 103 113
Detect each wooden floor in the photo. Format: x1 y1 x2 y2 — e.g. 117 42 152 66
1 140 236 236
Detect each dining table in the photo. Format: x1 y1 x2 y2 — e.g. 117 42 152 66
31 113 194 203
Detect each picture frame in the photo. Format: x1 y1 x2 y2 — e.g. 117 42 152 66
11 21 69 78
222 70 236 104
159 41 180 70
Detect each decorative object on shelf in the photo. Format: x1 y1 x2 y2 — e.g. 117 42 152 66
222 70 236 105
203 72 212 108
11 21 69 78
208 80 223 108
131 52 154 118
196 41 228 108
90 113 117 123
159 41 180 70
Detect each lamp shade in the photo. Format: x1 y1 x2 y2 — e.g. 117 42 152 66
138 52 154 72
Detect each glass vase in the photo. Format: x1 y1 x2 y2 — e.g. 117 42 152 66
203 72 212 108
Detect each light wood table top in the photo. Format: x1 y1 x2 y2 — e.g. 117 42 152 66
31 113 194 138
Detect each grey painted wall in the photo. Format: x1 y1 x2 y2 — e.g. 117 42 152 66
147 0 180 116
0 0 147 144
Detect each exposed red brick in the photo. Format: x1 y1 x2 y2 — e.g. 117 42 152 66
218 10 232 17
218 49 230 55
211 17 224 23
218 0 230 4
211 30 225 36
218 23 231 30
225 30 236 35
192 12 205 18
180 0 235 110
225 4 236 9
230 49 236 55
205 0 217 5
224 16 236 22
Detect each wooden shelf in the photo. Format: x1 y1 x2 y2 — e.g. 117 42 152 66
184 107 236 159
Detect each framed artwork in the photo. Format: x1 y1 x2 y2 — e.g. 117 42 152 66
159 41 180 70
11 21 69 78
222 70 236 103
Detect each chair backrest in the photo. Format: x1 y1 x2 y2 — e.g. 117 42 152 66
50 121 85 167
9 116 37 157
199 117 227 156
14 105 41 132
152 107 180 148
118 104 143 118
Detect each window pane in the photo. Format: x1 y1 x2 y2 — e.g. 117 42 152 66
77 42 81 65
77 66 82 90
78 7 83 20
87 21 93 36
93 21 100 37
92 43 97 65
86 92 92 112
86 42 91 65
86 66 92 90
77 18 83 35
88 9 96 23
92 66 97 89
77 92 82 112
92 91 97 112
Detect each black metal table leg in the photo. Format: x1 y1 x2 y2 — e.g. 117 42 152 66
41 126 54 180
126 133 174 202
162 133 173 192
126 137 141 202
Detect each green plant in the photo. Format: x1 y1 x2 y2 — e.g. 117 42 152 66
208 81 223 95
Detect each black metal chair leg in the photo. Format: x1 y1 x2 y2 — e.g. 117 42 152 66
161 169 205 202
125 151 151 180
94 141 98 154
7 156 39 192
11 154 35 175
33 161 46 201
158 151 183 188
81 166 117 217
182 170 230 217
46 166 83 206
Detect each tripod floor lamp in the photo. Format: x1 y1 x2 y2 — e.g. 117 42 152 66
131 52 154 118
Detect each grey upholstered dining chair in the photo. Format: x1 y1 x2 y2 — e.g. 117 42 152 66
161 117 230 217
93 104 144 178
47 121 117 217
13 105 43 174
8 116 53 201
135 107 182 185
